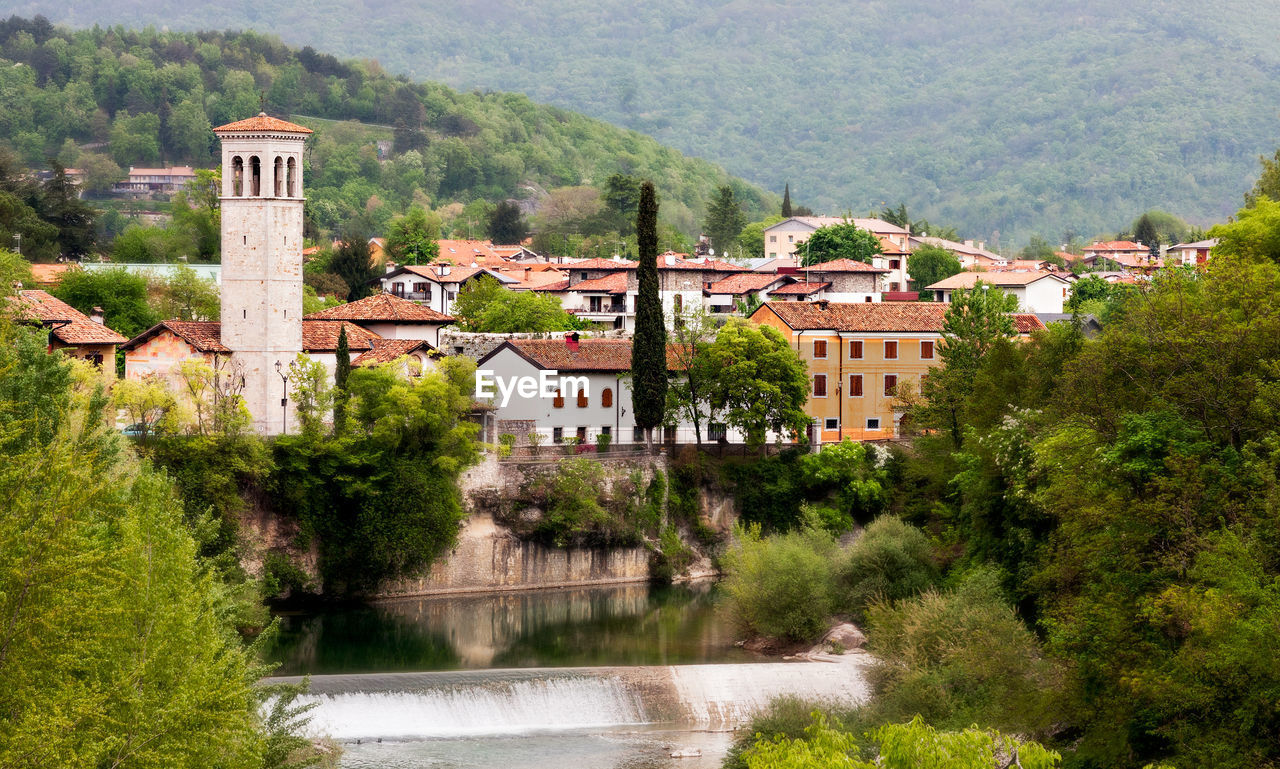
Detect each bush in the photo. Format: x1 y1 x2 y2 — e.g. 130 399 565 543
836 516 938 622
722 523 838 641
651 525 697 583
725 697 852 769
497 432 516 458
596 432 612 452
527 431 544 455
865 568 1056 736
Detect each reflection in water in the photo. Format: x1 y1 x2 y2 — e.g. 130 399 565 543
264 582 752 676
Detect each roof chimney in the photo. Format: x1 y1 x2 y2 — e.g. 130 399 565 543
385 261 397 274
90 307 105 325
565 332 580 352
814 299 830 311
665 253 676 266
439 263 451 277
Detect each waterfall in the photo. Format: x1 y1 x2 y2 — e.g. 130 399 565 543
278 658 875 741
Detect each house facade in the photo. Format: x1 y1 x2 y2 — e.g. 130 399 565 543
303 292 455 348
379 263 518 316
8 289 127 370
762 216 910 262
925 271 1072 314
750 301 1045 443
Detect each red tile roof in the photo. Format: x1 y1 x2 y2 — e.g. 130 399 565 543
566 258 638 271
123 320 380 353
353 339 436 367
529 279 571 293
756 301 1044 334
802 259 889 274
8 290 128 345
214 113 313 134
29 264 72 286
399 263 489 284
571 273 629 294
301 321 380 352
1084 240 1145 252
770 281 831 295
485 338 683 372
304 293 455 323
705 274 787 295
926 271 1068 290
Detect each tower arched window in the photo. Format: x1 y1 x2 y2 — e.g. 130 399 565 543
286 157 297 197
274 156 283 197
249 156 261 196
231 156 244 196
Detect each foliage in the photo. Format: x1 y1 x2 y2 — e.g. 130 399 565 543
0 248 33 290
1209 195 1280 266
867 568 1057 736
152 263 220 321
288 354 335 436
0 150 95 261
532 458 642 546
53 266 158 339
270 356 478 593
330 215 378 300
906 245 962 292
800 222 883 266
728 441 887 533
1064 273 1114 313
1245 150 1280 208
112 373 183 442
836 515 938 622
0 321 265 767
702 318 810 448
631 180 667 438
177 357 253 436
487 200 528 245
665 307 720 444
705 184 747 257
738 215 784 259
385 206 441 265
722 522 838 641
471 286 581 332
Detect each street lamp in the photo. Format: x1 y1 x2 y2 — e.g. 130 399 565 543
274 360 289 435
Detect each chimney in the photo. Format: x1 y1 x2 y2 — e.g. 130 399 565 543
90 307 105 325
439 263 451 277
385 261 397 274
665 253 676 266
977 241 985 251
814 299 830 311
964 240 975 247
565 332 580 352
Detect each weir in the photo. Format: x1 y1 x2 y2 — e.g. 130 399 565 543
271 657 876 741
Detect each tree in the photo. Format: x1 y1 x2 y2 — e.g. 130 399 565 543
487 200 528 245
739 216 783 259
473 289 580 333
153 263 220 321
109 110 162 166
451 273 505 329
386 206 441 265
916 281 1018 448
706 185 748 257
801 222 883 266
330 214 378 300
1064 273 1114 313
112 373 183 443
1245 149 1280 208
880 202 911 229
781 183 792 218
1209 196 1280 265
1133 212 1160 260
38 163 96 258
288 353 334 436
53 267 159 339
666 307 721 444
907 245 962 292
77 151 124 193
704 318 810 448
333 324 351 432
631 180 667 447
603 174 642 236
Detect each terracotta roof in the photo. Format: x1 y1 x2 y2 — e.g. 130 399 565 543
213 113 313 134
29 263 72 285
395 263 494 285
770 281 831 295
353 338 435 367
570 273 629 294
304 293 455 324
483 338 683 373
1084 240 1145 252
698 258 752 273
529 279 571 292
566 258 638 271
301 321 379 352
802 259 889 274
123 320 230 353
128 166 196 177
8 290 128 345
877 236 910 255
926 271 1069 290
434 239 509 268
757 301 1043 334
705 274 787 295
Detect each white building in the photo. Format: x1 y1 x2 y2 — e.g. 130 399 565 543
925 271 1072 314
379 263 518 316
762 216 911 261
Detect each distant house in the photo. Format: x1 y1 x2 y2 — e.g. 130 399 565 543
925 271 1072 314
377 263 519 316
1082 240 1154 270
763 216 911 262
910 236 1007 270
1165 238 1217 266
6 290 127 370
798 259 889 304
117 166 198 194
751 301 1044 443
703 273 792 314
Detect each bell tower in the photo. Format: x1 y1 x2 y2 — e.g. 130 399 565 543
213 113 312 434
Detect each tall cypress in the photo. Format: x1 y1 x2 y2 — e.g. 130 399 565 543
631 181 666 448
333 325 350 432
781 183 793 218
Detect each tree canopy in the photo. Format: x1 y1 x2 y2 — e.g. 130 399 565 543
801 223 883 266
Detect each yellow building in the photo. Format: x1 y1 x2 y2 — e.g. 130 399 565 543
751 301 1045 442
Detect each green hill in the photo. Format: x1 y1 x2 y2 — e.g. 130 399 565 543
14 0 1280 245
0 18 775 245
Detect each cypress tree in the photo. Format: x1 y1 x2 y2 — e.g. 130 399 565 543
781 183 793 218
333 325 350 432
631 180 666 448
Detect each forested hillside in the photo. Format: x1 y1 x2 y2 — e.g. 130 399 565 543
15 0 1280 246
0 17 774 245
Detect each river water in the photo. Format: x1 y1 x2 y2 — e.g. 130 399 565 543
264 583 873 769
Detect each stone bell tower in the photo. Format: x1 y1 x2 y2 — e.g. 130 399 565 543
213 113 312 434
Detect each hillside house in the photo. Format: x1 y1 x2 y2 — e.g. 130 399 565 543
1166 238 1217 266
303 292 455 348
6 290 127 370
925 271 1072 314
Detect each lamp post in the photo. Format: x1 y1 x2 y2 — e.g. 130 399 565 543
274 360 289 435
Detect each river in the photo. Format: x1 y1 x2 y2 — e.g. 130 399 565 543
264 582 874 768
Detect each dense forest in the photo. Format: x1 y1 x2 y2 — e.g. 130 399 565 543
0 16 775 250
16 0 1280 245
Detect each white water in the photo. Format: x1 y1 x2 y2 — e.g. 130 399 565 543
670 660 874 731
300 677 648 740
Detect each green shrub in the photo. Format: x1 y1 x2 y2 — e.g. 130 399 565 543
497 433 516 458
596 432 612 452
722 523 838 641
836 516 938 622
260 551 313 601
651 524 697 583
527 431 544 455
865 567 1056 736
725 697 852 769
